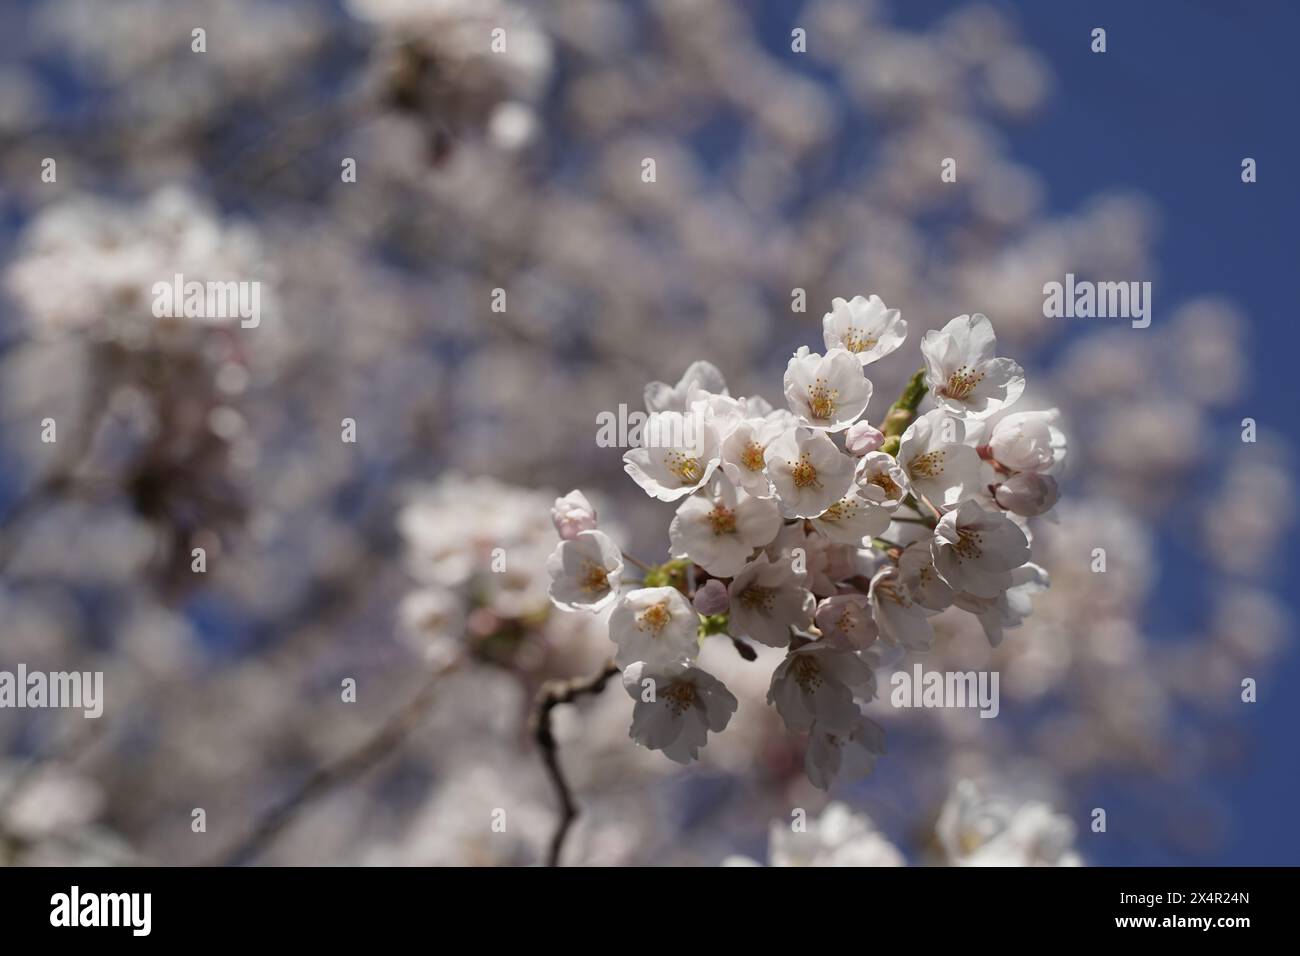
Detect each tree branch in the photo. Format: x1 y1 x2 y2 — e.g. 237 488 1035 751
208 656 461 866
530 660 619 867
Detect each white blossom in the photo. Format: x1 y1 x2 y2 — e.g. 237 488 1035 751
805 716 887 791
897 408 983 508
669 476 782 577
764 426 857 518
952 562 1049 647
609 587 699 668
936 780 1082 867
821 294 908 366
727 553 814 648
855 451 911 506
622 661 737 764
921 313 1025 419
814 594 878 648
980 407 1067 475
931 500 1031 598
783 346 873 432
809 482 895 545
994 471 1059 517
898 541 954 611
767 523 856 597
644 360 728 413
868 565 934 651
767 640 876 733
720 408 798 497
622 408 721 502
546 529 624 612
768 803 903 867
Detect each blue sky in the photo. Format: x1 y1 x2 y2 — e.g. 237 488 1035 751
903 0 1300 864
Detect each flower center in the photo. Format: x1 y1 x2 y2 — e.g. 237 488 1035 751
942 365 984 400
741 441 766 472
665 451 704 485
739 585 776 614
792 654 824 693
820 496 859 523
907 450 946 479
638 601 672 634
950 527 984 562
790 453 820 489
707 503 737 536
807 377 839 420
579 560 610 594
875 578 913 609
835 606 858 634
843 330 878 353
662 681 697 715
867 473 902 498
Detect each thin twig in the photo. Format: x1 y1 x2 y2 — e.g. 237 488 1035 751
530 660 619 867
208 656 461 867
621 551 653 573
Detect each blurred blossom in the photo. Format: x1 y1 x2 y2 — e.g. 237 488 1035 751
0 0 1289 867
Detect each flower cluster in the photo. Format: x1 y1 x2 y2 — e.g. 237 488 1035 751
545 298 1066 788
725 778 1081 867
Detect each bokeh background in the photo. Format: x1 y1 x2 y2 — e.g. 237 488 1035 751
0 0 1296 866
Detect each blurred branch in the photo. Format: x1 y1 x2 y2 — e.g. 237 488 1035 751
208 655 462 867
0 371 109 572
530 660 619 867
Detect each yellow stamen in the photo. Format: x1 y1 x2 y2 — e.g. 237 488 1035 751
638 601 672 634
843 330 878 353
579 561 609 594
942 365 985 400
707 504 737 536
790 453 819 489
665 451 704 485
807 376 839 420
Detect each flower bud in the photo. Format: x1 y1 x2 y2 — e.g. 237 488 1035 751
844 421 884 456
551 489 597 539
692 579 730 615
994 472 1059 517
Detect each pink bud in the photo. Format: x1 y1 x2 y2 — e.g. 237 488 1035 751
994 472 1059 517
551 490 597 539
844 421 884 456
692 579 730 615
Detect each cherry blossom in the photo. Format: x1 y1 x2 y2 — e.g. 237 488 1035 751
783 346 873 432
622 408 722 502
546 529 624 612
768 639 877 733
727 552 815 647
764 426 857 518
821 294 908 367
622 661 737 764
897 408 983 508
930 500 1031 598
609 587 700 668
669 477 781 577
920 313 1025 419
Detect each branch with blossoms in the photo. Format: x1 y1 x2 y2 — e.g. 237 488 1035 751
538 296 1067 864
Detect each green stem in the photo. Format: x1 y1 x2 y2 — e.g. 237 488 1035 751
879 368 928 457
